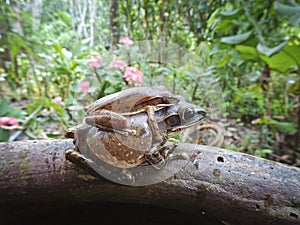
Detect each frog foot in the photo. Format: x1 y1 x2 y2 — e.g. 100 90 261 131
144 142 178 169
65 149 99 175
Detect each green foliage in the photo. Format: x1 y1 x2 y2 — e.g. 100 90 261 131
274 1 300 26
0 98 26 142
0 98 24 118
1 0 300 158
221 31 253 45
258 116 297 135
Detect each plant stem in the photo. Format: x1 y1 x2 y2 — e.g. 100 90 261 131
94 68 102 83
8 102 43 141
240 0 267 46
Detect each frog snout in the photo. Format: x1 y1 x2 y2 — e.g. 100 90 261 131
197 108 206 120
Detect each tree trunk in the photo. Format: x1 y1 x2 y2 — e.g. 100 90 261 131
0 139 299 225
110 0 119 48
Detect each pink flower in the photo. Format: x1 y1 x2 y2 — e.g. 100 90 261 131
78 80 90 93
0 116 19 126
42 108 54 115
119 37 134 46
52 96 62 104
87 56 102 69
123 66 143 87
109 60 127 70
149 63 156 67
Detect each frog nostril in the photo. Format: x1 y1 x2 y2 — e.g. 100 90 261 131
197 109 206 119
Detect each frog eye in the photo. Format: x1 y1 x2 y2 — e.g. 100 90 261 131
183 108 195 121
166 115 181 126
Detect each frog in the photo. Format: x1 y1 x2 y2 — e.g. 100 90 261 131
66 96 206 170
84 86 179 115
82 86 180 142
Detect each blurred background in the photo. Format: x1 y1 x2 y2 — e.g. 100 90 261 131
0 0 300 167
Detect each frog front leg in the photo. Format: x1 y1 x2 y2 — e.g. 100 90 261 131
144 141 193 169
145 106 164 143
85 109 136 135
144 141 177 166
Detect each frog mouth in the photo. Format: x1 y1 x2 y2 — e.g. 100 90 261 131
167 108 206 133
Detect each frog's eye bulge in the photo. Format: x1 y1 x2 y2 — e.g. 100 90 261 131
183 107 206 121
183 108 195 121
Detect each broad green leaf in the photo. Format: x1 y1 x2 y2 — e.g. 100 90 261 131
0 98 10 116
69 60 79 69
217 53 231 67
0 98 24 118
236 45 259 61
259 37 300 73
77 52 90 59
257 41 287 57
0 129 10 142
272 121 297 135
57 12 71 26
53 44 64 59
274 2 300 26
51 102 64 115
260 117 297 135
221 31 252 45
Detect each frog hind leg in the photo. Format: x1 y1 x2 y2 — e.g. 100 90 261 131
65 149 101 178
85 110 136 135
66 150 136 184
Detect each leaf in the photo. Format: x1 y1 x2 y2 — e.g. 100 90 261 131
272 121 297 135
53 44 64 59
260 117 297 135
219 9 241 18
274 2 300 26
256 41 287 57
287 78 300 94
57 12 71 26
69 60 79 70
50 102 64 115
221 31 252 45
0 98 10 116
0 98 24 118
0 129 10 142
255 149 273 158
259 37 300 73
236 45 259 61
217 53 231 67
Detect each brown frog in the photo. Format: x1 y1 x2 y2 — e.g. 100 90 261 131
73 86 180 142
84 86 179 115
66 97 206 169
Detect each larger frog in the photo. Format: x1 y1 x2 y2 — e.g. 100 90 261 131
82 86 180 142
84 86 179 115
66 96 206 169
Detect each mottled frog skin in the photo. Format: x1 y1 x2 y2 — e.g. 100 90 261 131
83 86 180 142
84 86 179 115
66 95 206 169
